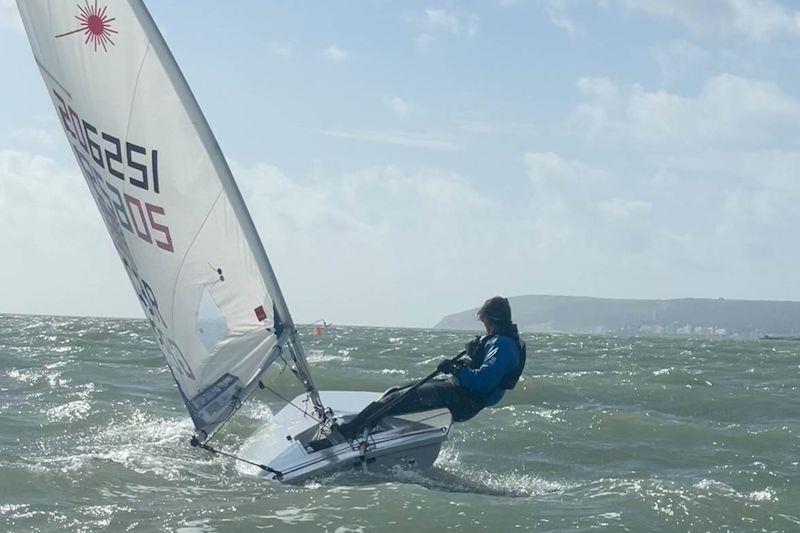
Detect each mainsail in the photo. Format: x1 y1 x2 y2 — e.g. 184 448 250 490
16 0 322 439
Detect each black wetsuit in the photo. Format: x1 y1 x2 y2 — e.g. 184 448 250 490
336 333 523 439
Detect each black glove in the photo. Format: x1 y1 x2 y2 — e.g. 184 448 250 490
437 359 460 375
465 336 482 358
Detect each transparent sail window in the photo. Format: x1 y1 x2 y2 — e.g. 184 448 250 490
197 287 229 354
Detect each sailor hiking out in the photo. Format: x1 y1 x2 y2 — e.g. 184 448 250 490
326 296 526 443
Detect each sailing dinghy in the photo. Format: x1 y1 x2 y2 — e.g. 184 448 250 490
17 0 452 482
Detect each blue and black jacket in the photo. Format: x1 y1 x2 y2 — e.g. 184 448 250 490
454 333 525 406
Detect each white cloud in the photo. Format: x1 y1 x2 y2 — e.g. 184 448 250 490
415 33 436 51
1 144 498 325
232 161 496 326
10 127 55 146
0 149 137 317
454 119 537 135
542 0 581 36
308 128 461 151
0 0 22 32
7 141 800 324
523 151 655 253
653 40 709 82
383 96 416 118
570 73 800 148
597 197 651 221
616 0 800 41
322 45 349 62
665 149 800 258
563 72 800 267
266 41 293 59
524 151 605 186
423 8 480 37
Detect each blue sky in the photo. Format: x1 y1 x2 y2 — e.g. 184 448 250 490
2 0 800 327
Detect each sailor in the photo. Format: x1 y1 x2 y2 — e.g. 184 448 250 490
332 296 526 441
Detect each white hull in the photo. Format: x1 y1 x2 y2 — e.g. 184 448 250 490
240 391 452 483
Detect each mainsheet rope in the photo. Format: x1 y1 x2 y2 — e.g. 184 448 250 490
189 435 283 480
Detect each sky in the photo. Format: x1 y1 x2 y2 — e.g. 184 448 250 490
2 0 800 327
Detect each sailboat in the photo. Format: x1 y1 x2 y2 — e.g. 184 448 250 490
16 0 452 482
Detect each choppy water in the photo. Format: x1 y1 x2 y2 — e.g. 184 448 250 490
1 314 798 532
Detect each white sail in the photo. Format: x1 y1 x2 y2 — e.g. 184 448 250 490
16 0 316 439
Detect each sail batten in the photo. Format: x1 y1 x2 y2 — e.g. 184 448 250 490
17 0 315 439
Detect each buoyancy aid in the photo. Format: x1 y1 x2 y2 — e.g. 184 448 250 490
464 323 526 391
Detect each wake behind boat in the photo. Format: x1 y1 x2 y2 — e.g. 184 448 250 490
16 0 454 482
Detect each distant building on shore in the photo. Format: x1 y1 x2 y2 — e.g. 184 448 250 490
434 295 800 338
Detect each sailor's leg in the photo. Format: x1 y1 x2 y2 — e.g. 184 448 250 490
336 379 450 439
390 378 484 422
383 379 454 417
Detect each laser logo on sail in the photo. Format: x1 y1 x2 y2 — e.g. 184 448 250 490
55 1 118 52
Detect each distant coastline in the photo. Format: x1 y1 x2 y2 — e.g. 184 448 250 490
434 295 800 339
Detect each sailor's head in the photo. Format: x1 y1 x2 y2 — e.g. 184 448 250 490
477 296 512 333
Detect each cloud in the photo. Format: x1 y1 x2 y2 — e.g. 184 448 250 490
0 149 137 317
423 8 480 37
322 45 349 62
384 96 414 118
266 41 293 59
660 149 800 262
524 151 606 186
308 128 461 151
542 0 581 36
1 144 497 325
562 72 800 268
9 127 55 146
597 197 652 221
415 33 436 51
0 0 22 32
523 151 655 253
616 0 800 41
0 150 86 232
231 161 497 325
454 119 537 135
653 40 709 83
569 73 800 148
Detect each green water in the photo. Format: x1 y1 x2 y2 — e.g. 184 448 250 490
1 314 798 532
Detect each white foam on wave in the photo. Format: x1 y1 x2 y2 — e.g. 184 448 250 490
748 488 776 502
36 409 199 480
6 368 70 388
693 478 735 494
238 400 274 422
175 518 219 532
73 504 132 530
47 399 92 422
334 526 366 533
410 445 570 497
259 505 318 525
307 349 352 364
0 503 28 515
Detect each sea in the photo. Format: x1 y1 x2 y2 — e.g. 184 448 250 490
1 314 798 532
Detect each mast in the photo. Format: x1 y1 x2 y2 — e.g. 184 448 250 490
127 1 326 421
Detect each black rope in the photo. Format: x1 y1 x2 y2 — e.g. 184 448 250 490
258 380 328 427
190 436 283 481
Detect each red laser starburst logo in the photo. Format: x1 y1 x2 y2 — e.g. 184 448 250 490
55 1 118 52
